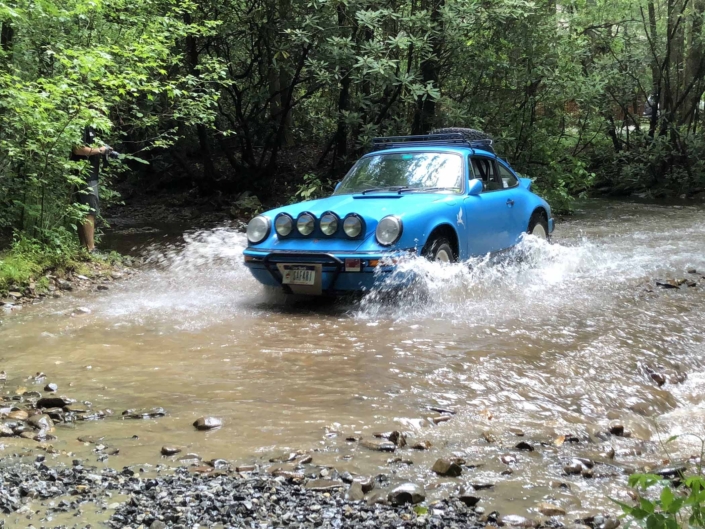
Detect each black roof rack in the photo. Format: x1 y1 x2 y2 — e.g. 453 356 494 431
371 133 495 154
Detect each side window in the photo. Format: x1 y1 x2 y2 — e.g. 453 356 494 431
497 163 519 189
470 157 502 191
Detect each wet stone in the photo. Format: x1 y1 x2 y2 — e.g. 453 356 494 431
354 475 374 493
387 483 426 506
305 479 345 491
482 431 497 443
411 440 432 450
7 410 28 421
360 438 396 452
509 427 525 436
27 414 53 430
431 458 462 477
192 416 222 430
501 515 537 527
515 441 534 451
609 423 625 436
37 396 74 409
537 502 566 516
653 463 687 480
161 446 181 456
44 383 58 392
458 489 480 506
345 481 365 501
122 407 166 419
207 458 230 470
471 482 495 490
0 423 14 436
176 453 202 465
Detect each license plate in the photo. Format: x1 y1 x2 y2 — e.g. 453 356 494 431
281 264 316 285
345 258 361 272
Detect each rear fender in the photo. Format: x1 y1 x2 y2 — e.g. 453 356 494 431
519 177 532 191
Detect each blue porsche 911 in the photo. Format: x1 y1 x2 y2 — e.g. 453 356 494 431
243 128 554 295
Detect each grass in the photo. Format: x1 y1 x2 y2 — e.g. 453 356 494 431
0 232 123 295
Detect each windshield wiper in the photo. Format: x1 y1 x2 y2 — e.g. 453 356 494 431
360 186 408 194
398 187 454 193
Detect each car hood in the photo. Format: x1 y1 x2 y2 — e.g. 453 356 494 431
265 192 462 221
251 192 462 252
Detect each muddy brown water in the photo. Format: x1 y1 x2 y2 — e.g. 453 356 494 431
1 200 705 521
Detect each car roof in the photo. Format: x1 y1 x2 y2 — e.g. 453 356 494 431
365 145 499 158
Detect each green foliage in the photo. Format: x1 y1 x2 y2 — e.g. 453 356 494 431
613 435 705 529
294 173 332 202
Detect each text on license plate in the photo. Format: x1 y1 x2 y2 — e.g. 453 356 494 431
281 265 316 285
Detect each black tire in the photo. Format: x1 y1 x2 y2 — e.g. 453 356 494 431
423 237 456 263
430 127 492 142
527 210 550 241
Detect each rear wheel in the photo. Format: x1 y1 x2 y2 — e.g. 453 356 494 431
424 237 455 263
527 210 549 241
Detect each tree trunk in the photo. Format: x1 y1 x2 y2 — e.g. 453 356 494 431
184 12 219 187
0 20 13 66
412 0 444 134
682 0 705 128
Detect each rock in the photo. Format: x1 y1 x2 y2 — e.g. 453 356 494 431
44 383 58 392
304 479 345 491
458 490 480 506
509 427 525 436
150 521 167 529
161 446 182 456
365 489 389 506
650 372 666 386
37 396 74 408
207 458 230 470
687 268 697 274
537 502 566 516
609 423 625 436
0 423 14 436
192 416 222 430
7 410 28 421
482 431 497 443
431 458 462 477
550 481 571 490
97 285 110 291
656 279 685 289
387 483 425 506
27 414 53 430
515 441 534 451
411 440 432 450
500 454 517 465
429 415 451 425
345 481 365 501
653 464 686 480
428 406 456 415
471 482 494 490
360 439 396 452
176 453 202 465
500 515 536 527
235 465 256 473
354 475 374 493
122 407 166 419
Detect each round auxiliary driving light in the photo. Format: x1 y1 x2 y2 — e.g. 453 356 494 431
246 215 270 244
343 215 363 238
297 213 316 236
274 214 293 237
320 213 339 236
375 216 403 246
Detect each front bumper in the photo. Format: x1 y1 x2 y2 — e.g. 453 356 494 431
243 249 411 294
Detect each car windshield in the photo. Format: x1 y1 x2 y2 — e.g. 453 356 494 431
334 152 463 195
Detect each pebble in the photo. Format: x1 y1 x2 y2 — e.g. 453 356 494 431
410 440 432 450
304 479 345 491
387 483 426 506
161 446 181 456
458 489 480 506
537 502 566 516
44 383 58 392
360 438 396 452
431 458 462 477
193 416 222 430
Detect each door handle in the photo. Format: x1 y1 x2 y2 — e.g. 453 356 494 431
506 199 515 207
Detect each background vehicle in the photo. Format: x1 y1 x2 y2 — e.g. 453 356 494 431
243 129 554 295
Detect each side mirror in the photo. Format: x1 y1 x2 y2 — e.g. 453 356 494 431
334 182 342 193
468 178 483 196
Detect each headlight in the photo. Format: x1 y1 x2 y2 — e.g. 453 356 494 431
320 212 338 236
274 214 293 237
375 216 402 246
246 215 270 244
343 214 363 238
297 213 316 236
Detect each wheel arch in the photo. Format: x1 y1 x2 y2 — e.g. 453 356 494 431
422 223 460 259
528 206 549 229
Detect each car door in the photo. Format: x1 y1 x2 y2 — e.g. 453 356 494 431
495 161 526 245
462 156 513 255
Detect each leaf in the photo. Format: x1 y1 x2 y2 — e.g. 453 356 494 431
660 486 674 509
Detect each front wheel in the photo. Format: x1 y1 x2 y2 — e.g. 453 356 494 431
527 211 549 241
423 237 456 263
